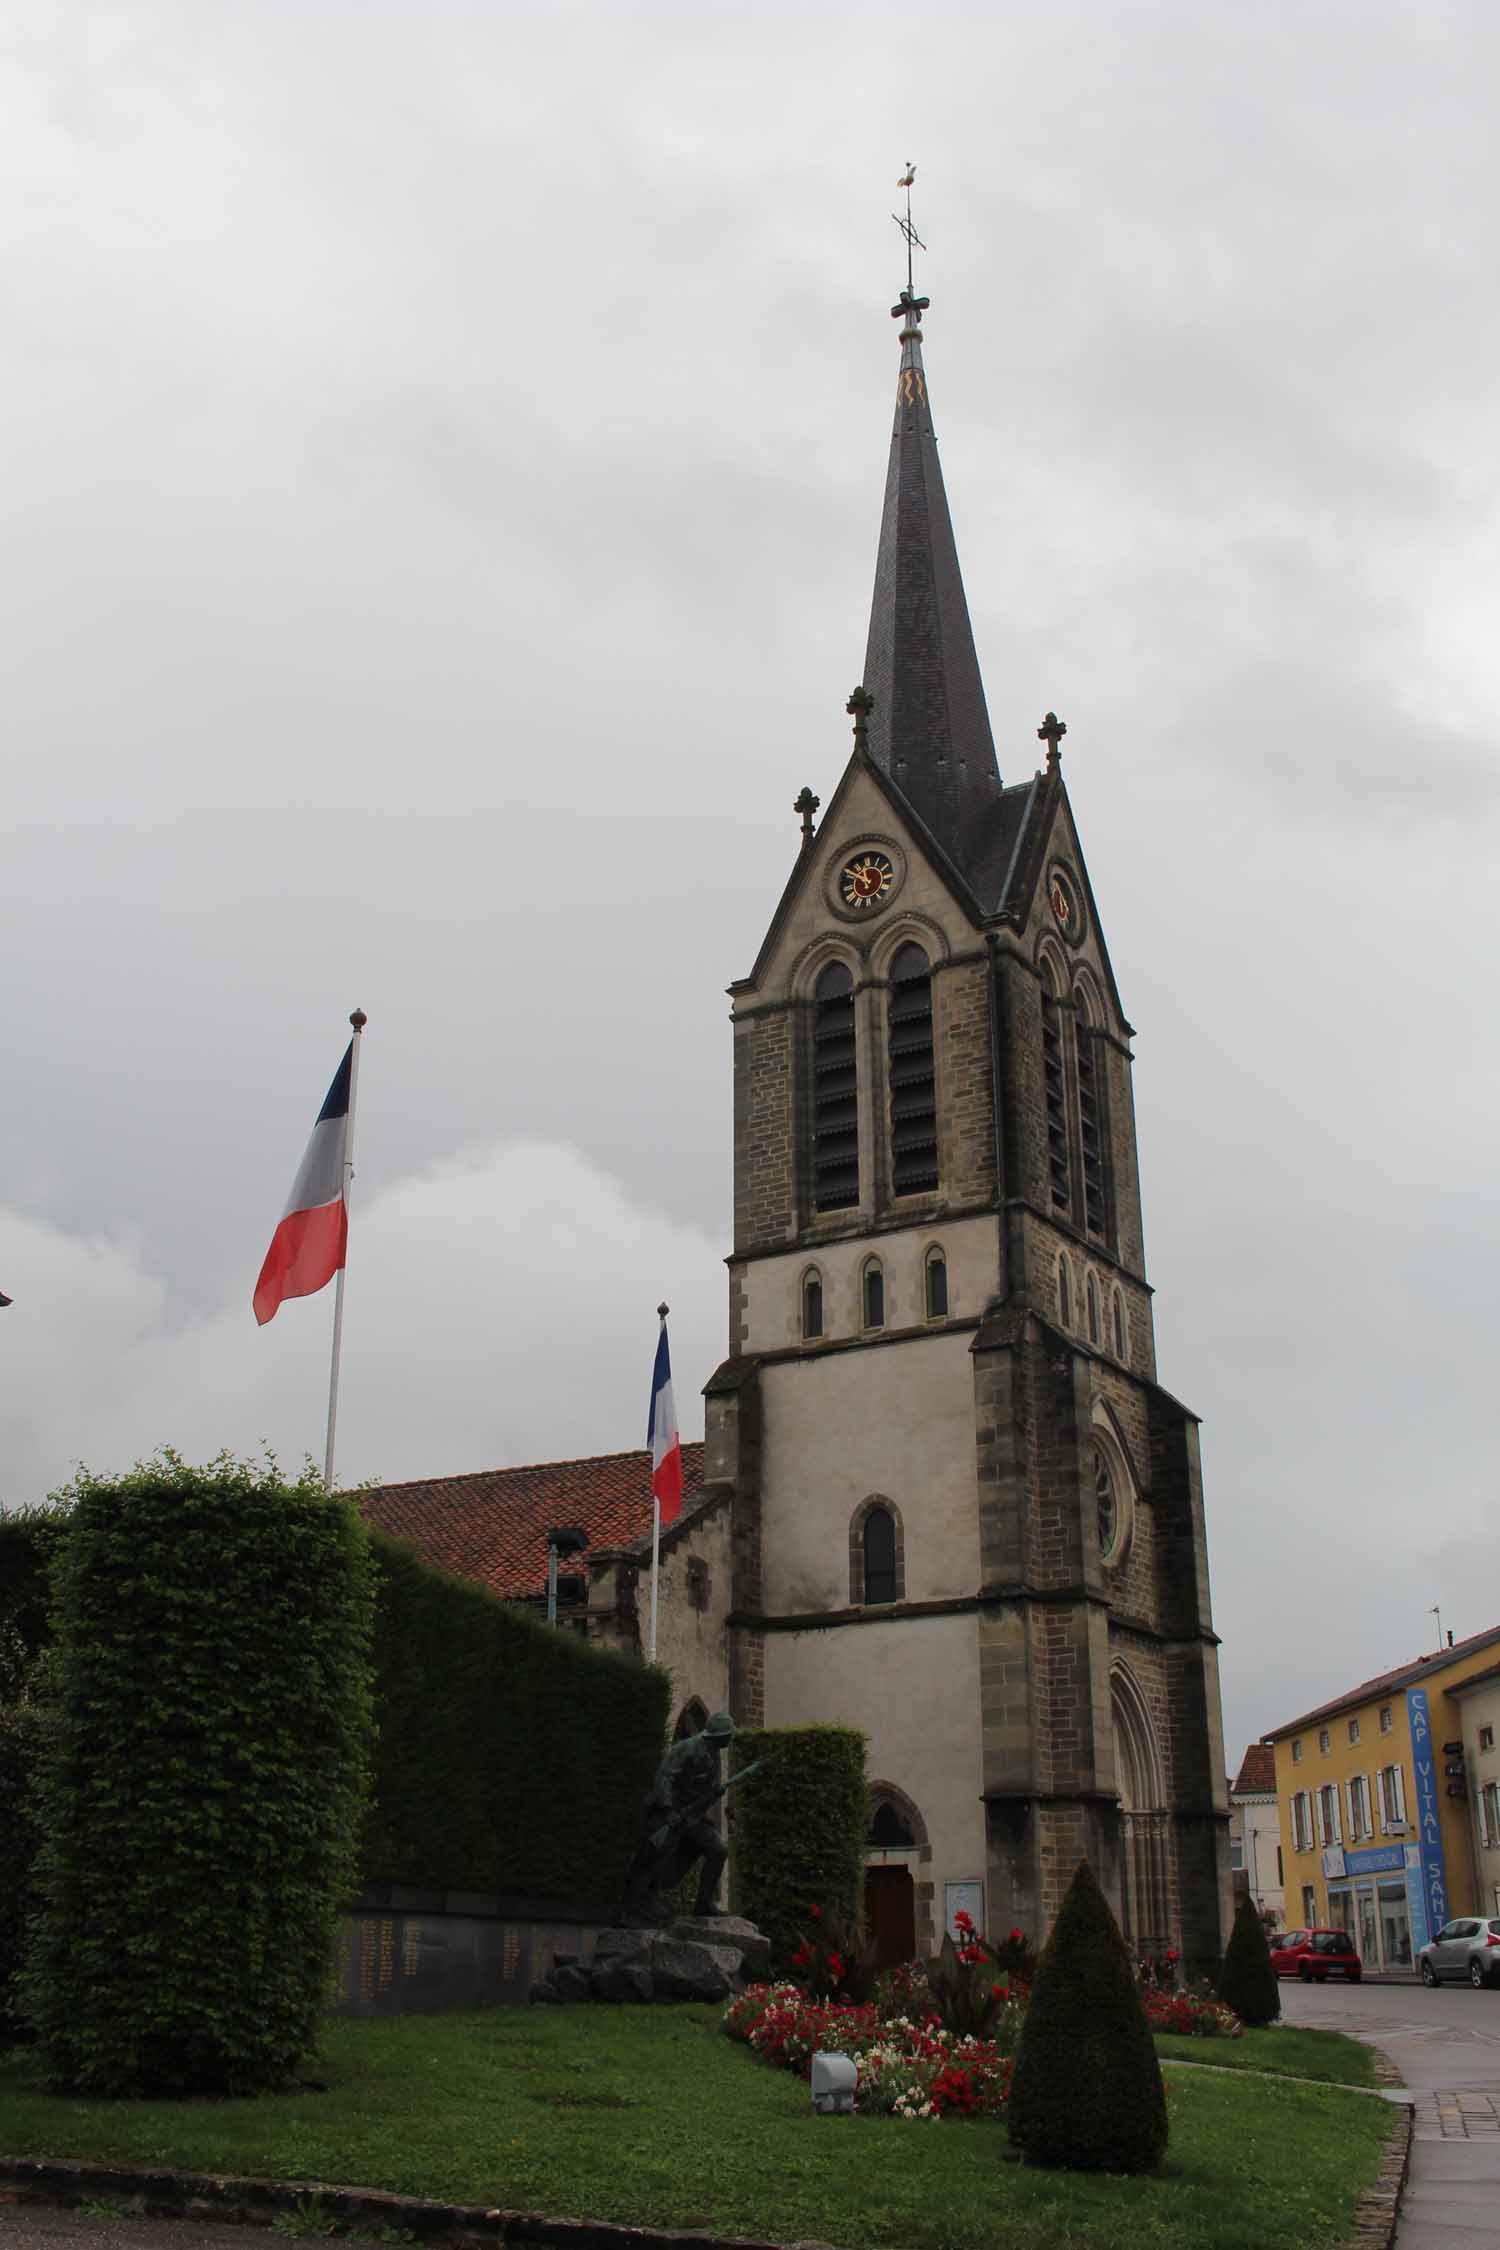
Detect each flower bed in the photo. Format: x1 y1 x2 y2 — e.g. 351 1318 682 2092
1141 1986 1243 2039
723 1983 1021 2120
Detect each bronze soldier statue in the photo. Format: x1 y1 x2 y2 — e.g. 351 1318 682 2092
620 1710 754 1924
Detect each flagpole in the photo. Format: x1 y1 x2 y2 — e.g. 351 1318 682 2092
647 1301 668 1665
323 1008 367 1489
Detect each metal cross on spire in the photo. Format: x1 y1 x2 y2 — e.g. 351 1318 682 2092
891 162 929 329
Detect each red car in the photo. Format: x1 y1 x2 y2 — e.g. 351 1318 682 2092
1269 1928 1363 1982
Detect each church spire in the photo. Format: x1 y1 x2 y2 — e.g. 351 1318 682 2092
860 250 1003 862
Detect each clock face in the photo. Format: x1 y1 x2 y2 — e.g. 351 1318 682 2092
1049 872 1077 934
840 851 895 910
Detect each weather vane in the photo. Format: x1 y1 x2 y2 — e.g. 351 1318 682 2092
891 163 929 326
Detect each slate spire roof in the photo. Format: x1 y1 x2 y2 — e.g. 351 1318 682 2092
861 286 1005 867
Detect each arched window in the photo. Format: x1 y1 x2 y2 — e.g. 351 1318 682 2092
674 1698 709 1742
850 1496 905 1606
1112 1287 1127 1361
924 1247 948 1320
862 1258 885 1330
802 1268 824 1341
1086 1271 1101 1347
1093 1442 1120 1562
862 1506 897 1604
1073 984 1107 1240
1057 1253 1072 1330
888 942 939 1196
1040 958 1070 1213
812 961 859 1212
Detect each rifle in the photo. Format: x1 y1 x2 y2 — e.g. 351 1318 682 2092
648 1758 763 1853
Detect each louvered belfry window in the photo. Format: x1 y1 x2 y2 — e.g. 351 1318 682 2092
888 942 939 1196
1075 1009 1107 1238
812 961 860 1212
1041 969 1070 1213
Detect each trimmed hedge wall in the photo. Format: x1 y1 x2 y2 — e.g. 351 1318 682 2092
361 1532 668 1902
0 1701 47 2042
1219 1891 1280 2025
23 1456 375 2096
729 1724 867 1970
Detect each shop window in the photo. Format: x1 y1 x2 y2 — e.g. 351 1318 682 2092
1302 1885 1317 1925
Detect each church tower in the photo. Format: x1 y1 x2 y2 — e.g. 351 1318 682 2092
703 276 1231 1971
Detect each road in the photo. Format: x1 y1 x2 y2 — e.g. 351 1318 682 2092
1281 1975 1500 2246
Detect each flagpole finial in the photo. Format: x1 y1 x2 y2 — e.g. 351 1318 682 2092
350 1007 368 1032
657 1301 670 1320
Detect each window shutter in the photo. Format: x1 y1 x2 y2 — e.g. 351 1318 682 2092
1480 1788 1492 1852
1332 1787 1342 1845
1345 1779 1356 1839
1314 1790 1326 1848
1376 1770 1386 1832
1395 1765 1407 1824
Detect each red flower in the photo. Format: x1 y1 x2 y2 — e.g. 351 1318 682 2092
1008 1927 1023 1943
828 1951 845 1980
953 1909 975 1934
808 1903 822 1920
1165 1949 1179 1965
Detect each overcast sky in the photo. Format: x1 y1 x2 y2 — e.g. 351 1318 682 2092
3 1 1497 1775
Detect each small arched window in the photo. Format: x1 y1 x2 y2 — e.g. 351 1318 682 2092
862 1259 885 1330
674 1698 709 1742
812 961 859 1212
862 1506 897 1605
802 1268 824 1341
889 942 939 1196
1057 1253 1072 1329
1112 1287 1127 1361
1040 958 1070 1214
1093 1444 1119 1562
1086 1271 1101 1347
925 1247 948 1319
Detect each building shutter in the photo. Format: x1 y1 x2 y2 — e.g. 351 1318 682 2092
1480 1787 1492 1851
1314 1791 1326 1847
1394 1764 1407 1824
1346 1779 1357 1839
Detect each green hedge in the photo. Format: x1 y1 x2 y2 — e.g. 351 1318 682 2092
0 1505 71 1667
1008 1858 1168 2173
0 1701 48 2042
1219 1891 1280 2026
729 1725 867 1969
22 1455 375 2096
360 1532 669 1903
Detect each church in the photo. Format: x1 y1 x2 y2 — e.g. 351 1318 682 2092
362 272 1232 1975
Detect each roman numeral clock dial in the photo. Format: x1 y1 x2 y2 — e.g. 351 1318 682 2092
839 851 894 910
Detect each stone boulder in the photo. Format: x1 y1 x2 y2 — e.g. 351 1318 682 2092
667 1915 773 1985
592 1928 653 1964
648 1938 736 2003
527 1978 561 2005
591 1959 655 2005
552 1963 593 2004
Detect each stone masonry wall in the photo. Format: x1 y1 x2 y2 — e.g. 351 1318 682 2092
732 1008 795 1255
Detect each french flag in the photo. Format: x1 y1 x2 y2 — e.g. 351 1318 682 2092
647 1313 684 1528
253 1045 353 1326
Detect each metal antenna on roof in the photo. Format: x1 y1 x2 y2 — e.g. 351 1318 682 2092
892 163 926 301
1431 1604 1443 1653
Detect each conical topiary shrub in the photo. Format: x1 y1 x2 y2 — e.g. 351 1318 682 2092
1007 1857 1168 2173
1218 1892 1280 2026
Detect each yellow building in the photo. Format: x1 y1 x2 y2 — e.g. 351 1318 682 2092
1265 1624 1500 1973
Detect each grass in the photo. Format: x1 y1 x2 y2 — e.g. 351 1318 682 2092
0 2008 1394 2250
1154 2024 1380 2087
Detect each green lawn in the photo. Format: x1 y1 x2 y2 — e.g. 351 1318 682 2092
1154 2024 1380 2088
0 2009 1394 2250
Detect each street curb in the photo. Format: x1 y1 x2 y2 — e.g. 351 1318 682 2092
0 2159 836 2250
1347 2101 1413 2250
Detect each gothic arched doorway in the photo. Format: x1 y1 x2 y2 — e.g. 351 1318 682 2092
863 1787 927 1966
1111 1664 1171 1956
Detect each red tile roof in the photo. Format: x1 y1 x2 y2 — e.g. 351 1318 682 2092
1231 1744 1277 1797
1263 1622 1500 1743
357 1443 706 1603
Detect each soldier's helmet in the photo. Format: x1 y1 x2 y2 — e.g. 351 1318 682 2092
703 1710 736 1742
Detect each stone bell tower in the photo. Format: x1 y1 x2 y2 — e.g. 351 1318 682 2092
699 261 1231 1972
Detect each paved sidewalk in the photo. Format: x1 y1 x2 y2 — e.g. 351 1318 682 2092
1278 1982 1500 2248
